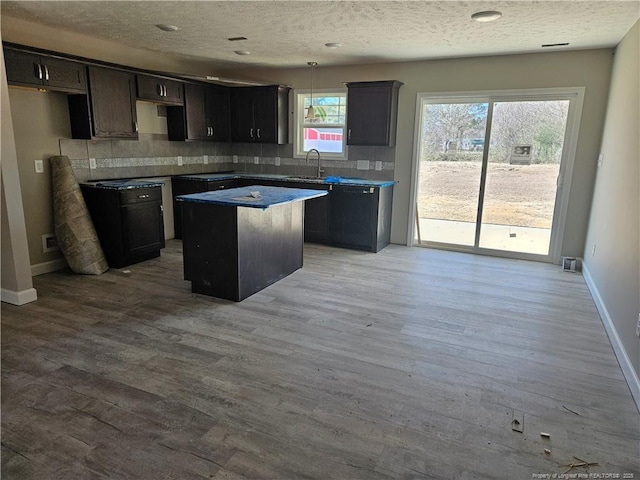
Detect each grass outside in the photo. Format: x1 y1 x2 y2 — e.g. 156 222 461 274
418 161 560 228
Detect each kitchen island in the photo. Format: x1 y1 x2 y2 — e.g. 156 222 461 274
177 185 328 301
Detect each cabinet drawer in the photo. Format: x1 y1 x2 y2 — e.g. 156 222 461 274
206 179 238 190
119 187 162 205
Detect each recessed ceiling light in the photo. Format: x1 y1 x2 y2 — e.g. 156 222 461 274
234 50 251 56
542 42 570 48
325 42 342 49
471 11 502 22
156 24 179 32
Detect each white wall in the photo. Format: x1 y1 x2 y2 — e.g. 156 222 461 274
582 21 640 408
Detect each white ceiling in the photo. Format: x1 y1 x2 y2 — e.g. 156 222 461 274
2 1 639 70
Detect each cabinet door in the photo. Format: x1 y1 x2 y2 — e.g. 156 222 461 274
121 202 165 256
252 87 277 143
171 178 209 239
184 83 209 140
230 89 255 142
4 49 43 87
137 75 183 105
346 81 401 146
293 182 330 244
88 66 138 139
42 57 87 93
206 86 230 142
161 79 184 105
329 186 376 250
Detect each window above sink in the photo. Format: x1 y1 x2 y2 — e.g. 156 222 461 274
293 88 347 160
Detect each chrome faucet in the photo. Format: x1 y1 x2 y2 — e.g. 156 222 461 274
305 148 323 178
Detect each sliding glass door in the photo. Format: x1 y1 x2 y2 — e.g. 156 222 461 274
412 89 582 261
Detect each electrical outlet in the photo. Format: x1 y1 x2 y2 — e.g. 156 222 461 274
357 160 370 170
89 158 97 169
275 156 281 166
636 314 640 338
233 155 238 164
34 160 44 174
203 155 209 165
41 234 59 253
254 156 259 165
592 244 597 256
597 154 604 167
177 156 183 166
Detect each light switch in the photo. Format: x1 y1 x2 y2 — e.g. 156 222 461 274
597 154 603 167
375 161 382 171
203 155 209 165
177 156 183 166
34 160 44 174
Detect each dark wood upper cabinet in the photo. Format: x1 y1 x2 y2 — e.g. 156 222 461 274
166 83 229 142
68 66 138 139
346 81 402 147
4 46 86 94
136 74 183 105
230 85 289 144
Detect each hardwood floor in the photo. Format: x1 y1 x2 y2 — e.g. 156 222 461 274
2 241 638 479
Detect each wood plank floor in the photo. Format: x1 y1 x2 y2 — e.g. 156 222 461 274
2 241 638 479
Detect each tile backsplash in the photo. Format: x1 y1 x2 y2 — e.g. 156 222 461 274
60 133 396 182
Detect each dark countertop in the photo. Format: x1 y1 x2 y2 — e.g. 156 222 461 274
177 172 396 188
81 179 165 190
176 185 328 209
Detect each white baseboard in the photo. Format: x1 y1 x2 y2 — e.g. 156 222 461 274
583 264 640 413
31 257 68 276
1 287 38 305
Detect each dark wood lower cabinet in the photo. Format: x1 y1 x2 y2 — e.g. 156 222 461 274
171 177 238 239
329 185 392 252
81 185 165 268
181 201 304 301
173 175 393 252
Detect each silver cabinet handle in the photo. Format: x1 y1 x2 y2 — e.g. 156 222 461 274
256 128 261 139
250 128 254 139
44 65 49 81
348 129 352 140
211 126 214 137
163 85 167 97
158 83 163 96
134 121 139 132
137 194 150 199
35 63 43 80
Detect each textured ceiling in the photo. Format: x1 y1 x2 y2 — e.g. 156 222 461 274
2 1 639 69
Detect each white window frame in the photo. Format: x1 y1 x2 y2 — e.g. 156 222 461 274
293 88 347 160
408 87 585 265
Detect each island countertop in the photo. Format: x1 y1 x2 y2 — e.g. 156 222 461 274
176 185 328 209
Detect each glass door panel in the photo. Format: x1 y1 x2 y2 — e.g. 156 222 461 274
479 100 569 254
416 102 488 246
